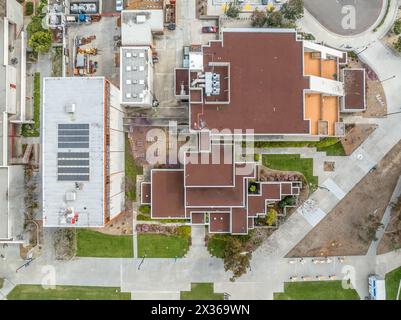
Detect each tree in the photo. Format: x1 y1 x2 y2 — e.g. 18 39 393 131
251 8 267 27
28 30 52 53
225 1 240 19
223 237 251 281
27 15 45 38
280 0 304 21
266 11 284 27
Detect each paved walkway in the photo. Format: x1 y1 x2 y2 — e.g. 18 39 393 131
298 0 399 50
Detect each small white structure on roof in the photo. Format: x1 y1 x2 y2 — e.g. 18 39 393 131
42 77 125 227
121 10 164 46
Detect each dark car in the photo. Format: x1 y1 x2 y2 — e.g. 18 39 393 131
202 26 218 33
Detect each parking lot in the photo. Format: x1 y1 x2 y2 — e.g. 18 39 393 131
66 16 121 85
304 0 384 36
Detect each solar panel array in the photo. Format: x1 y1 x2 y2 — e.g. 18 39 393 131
57 124 90 181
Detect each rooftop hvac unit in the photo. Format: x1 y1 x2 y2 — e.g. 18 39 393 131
139 93 144 99
126 66 132 71
126 79 132 85
136 15 147 24
180 84 186 96
139 52 145 58
126 93 132 98
133 53 138 58
65 103 76 113
65 191 76 201
139 66 145 71
126 52 132 58
139 79 145 85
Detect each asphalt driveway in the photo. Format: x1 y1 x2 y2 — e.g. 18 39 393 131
304 0 384 36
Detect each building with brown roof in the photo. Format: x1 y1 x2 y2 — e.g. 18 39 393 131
141 28 366 235
176 28 366 137
141 141 301 235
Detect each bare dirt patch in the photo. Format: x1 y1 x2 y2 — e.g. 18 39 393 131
341 123 378 156
344 58 387 117
97 210 133 236
378 195 401 254
287 140 401 258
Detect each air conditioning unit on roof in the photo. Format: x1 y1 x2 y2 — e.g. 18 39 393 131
136 15 146 24
65 103 76 113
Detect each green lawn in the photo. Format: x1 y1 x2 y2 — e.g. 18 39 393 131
207 235 228 258
21 72 41 137
7 285 131 300
181 283 224 300
125 134 143 201
0 278 3 289
386 266 401 300
252 138 346 156
76 229 133 258
274 281 360 300
137 233 190 258
262 154 318 191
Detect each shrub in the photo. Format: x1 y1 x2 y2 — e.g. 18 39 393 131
394 19 401 35
25 2 34 16
280 0 304 21
225 1 240 19
138 205 151 214
278 196 296 209
266 208 278 226
251 8 267 27
394 36 401 52
175 226 191 239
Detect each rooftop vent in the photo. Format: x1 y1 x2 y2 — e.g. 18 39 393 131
136 15 146 24
65 103 76 114
65 191 76 201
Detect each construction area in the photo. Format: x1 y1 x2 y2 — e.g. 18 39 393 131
66 16 121 85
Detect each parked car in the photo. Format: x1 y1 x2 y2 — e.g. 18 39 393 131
116 0 123 12
202 26 218 33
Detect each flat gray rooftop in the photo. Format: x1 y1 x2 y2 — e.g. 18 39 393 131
42 77 105 227
121 47 151 105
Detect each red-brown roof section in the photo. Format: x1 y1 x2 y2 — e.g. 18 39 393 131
185 144 234 187
190 31 310 134
209 212 230 233
151 170 185 218
343 69 366 110
231 208 248 234
141 182 151 204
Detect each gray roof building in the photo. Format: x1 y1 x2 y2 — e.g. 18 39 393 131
42 77 125 227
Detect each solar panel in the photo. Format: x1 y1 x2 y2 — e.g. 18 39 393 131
58 152 89 159
58 124 89 130
58 167 90 174
58 136 89 142
58 130 89 136
58 175 90 181
58 160 89 166
58 143 90 149
57 124 91 181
